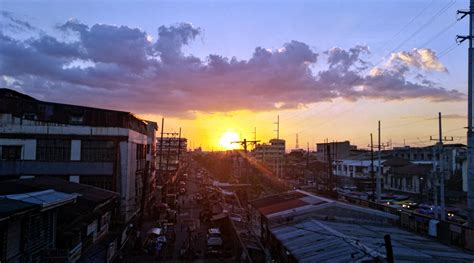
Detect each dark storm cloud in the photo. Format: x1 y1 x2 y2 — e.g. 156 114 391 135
0 16 464 117
0 11 35 31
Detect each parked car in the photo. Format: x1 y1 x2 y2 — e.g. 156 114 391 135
206 228 223 258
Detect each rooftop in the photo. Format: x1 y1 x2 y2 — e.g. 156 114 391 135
272 218 474 262
0 189 76 210
0 88 149 134
255 190 474 262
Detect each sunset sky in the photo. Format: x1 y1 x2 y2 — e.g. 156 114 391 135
0 0 469 150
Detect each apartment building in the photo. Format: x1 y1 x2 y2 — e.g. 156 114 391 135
252 139 285 176
0 88 157 224
156 136 187 172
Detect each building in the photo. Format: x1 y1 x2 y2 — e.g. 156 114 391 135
0 177 120 262
0 88 157 225
249 190 474 262
252 139 285 176
333 159 385 179
315 140 355 162
0 190 76 262
392 144 467 191
156 136 187 173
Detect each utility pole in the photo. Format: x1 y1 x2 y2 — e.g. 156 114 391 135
274 115 280 178
158 118 165 178
430 112 453 220
326 145 333 191
296 133 299 149
431 146 439 220
368 133 375 201
377 121 382 203
306 142 310 169
457 0 474 227
253 127 257 142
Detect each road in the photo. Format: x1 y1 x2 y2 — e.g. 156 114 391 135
121 161 225 262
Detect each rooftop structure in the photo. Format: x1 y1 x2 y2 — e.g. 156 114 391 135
250 190 474 262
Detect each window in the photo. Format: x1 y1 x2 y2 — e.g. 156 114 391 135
23 113 37 120
81 140 115 161
1 145 21 160
36 139 71 161
69 115 84 124
136 143 146 166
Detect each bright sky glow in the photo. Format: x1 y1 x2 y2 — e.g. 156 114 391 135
1 0 470 150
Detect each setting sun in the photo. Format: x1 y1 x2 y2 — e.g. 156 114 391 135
218 131 240 150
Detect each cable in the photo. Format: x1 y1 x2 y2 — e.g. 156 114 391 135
438 43 459 58
419 20 458 48
376 0 435 52
387 0 457 56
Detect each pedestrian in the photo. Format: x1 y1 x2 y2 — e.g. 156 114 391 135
182 199 185 205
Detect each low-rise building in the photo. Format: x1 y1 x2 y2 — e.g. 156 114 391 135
392 144 467 191
0 177 120 262
315 140 356 162
0 190 76 263
249 190 474 262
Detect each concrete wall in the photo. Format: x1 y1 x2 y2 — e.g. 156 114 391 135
1 113 153 224
0 138 36 160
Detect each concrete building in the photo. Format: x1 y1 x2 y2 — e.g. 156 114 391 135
0 177 120 262
0 88 157 224
383 159 431 197
0 190 76 263
333 159 385 179
252 139 285 176
316 140 355 162
156 137 187 172
393 144 467 192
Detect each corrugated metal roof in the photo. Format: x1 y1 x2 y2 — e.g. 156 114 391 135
271 219 474 263
250 191 307 209
1 189 76 209
259 199 308 216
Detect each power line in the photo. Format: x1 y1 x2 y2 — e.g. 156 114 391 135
419 19 459 47
387 0 457 55
377 0 435 52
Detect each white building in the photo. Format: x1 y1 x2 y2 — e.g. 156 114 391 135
333 159 385 179
252 139 285 176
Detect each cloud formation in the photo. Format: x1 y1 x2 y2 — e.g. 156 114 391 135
387 48 447 72
0 13 464 117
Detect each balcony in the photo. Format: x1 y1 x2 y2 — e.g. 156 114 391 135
0 160 114 176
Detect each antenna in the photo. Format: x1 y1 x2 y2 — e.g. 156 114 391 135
274 115 280 139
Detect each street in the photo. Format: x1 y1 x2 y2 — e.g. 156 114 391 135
122 160 230 262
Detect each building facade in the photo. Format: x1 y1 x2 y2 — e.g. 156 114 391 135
0 89 157 224
252 139 285 176
156 137 187 172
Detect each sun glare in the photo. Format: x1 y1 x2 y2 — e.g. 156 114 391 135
219 131 240 150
